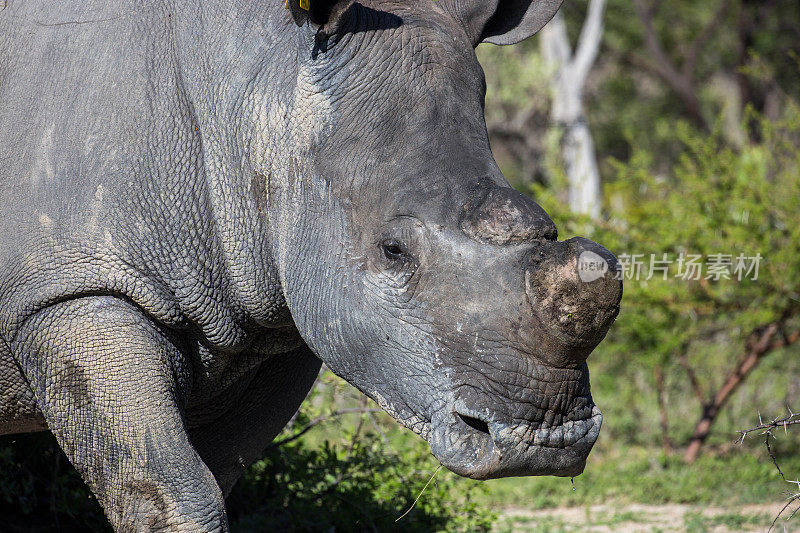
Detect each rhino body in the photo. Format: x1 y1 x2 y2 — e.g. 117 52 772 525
0 0 621 530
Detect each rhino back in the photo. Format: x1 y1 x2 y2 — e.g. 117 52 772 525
0 1 236 341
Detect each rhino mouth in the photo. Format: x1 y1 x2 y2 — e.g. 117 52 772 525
425 398 602 480
363 361 601 480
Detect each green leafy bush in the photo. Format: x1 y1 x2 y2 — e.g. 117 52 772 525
228 373 496 532
227 427 495 532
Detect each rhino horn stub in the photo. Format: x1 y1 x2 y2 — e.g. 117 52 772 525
460 186 557 245
525 237 623 364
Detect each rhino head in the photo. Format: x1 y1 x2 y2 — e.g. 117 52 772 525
260 0 622 479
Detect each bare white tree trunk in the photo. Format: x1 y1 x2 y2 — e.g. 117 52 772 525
540 0 606 218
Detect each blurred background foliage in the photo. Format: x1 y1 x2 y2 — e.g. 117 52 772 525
2 0 800 530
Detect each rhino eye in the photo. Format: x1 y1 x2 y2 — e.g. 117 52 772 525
381 239 409 262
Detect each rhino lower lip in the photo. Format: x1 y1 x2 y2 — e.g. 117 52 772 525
520 405 602 449
425 403 601 479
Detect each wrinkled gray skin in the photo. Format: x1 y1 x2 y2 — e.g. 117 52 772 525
0 0 622 530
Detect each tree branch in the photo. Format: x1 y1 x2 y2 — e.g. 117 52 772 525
571 0 607 88
683 0 730 80
631 0 708 128
267 408 382 449
684 317 800 463
677 351 705 403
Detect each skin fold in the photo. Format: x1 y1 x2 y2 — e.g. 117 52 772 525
0 0 621 530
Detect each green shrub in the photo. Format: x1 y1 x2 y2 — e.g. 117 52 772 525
228 374 497 532
227 429 495 532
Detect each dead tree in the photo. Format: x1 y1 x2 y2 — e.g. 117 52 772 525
540 0 606 218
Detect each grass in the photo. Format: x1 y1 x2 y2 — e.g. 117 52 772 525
494 515 571 533
475 446 800 509
682 511 773 532
280 372 800 531
495 509 776 532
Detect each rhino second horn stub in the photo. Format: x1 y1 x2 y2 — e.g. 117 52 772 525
460 186 557 245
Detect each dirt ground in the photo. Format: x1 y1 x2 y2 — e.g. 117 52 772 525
496 502 798 532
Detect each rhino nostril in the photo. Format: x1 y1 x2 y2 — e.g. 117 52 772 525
457 413 491 435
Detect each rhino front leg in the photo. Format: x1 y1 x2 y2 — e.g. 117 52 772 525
13 296 227 532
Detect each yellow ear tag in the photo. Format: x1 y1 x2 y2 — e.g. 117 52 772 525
284 0 310 10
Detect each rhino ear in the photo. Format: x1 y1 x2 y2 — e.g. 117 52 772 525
438 0 564 46
286 0 356 29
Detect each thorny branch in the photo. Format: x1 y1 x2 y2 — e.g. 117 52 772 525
737 409 800 531
737 411 800 443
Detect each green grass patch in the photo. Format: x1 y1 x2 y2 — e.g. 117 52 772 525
683 511 773 532
494 509 650 533
476 447 800 509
